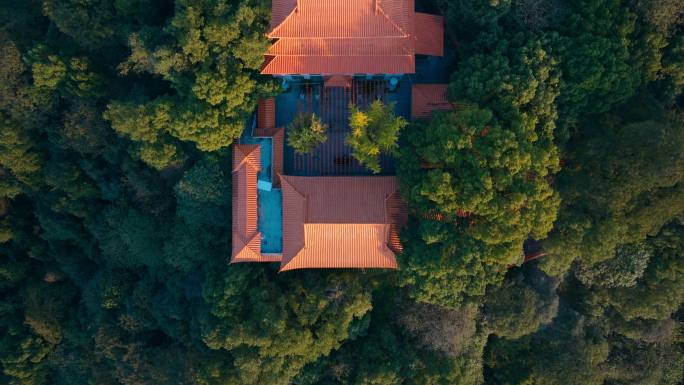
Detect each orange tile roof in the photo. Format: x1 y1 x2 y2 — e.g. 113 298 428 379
411 84 453 119
271 128 284 188
271 0 297 28
231 145 261 262
264 0 436 75
231 145 281 264
262 55 415 75
386 190 408 253
257 98 275 130
415 13 444 56
279 175 406 271
268 0 409 39
267 38 413 56
282 224 397 270
232 144 260 172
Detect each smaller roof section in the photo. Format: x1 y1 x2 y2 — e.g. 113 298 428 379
271 0 297 28
231 144 280 264
267 0 409 39
415 13 444 56
232 144 260 173
281 223 397 271
262 55 415 76
263 0 423 75
279 175 406 271
411 84 453 120
257 98 276 130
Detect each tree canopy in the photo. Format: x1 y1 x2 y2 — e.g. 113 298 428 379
397 32 561 307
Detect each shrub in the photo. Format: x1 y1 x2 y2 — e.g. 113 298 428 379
286 112 328 154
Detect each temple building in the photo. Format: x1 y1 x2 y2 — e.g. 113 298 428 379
262 0 444 76
231 0 451 271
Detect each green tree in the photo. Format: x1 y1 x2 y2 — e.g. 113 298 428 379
28 46 104 98
104 99 185 170
398 220 510 307
634 0 684 35
593 222 684 321
86 202 165 269
602 335 684 385
574 242 651 288
397 34 561 306
173 157 230 227
347 100 406 173
22 281 76 345
554 0 643 120
0 119 42 193
301 290 488 385
437 0 511 41
541 110 684 274
483 267 559 339
489 309 611 385
485 223 684 385
112 0 278 152
200 267 373 385
42 0 119 48
286 112 328 154
397 298 479 357
30 54 66 90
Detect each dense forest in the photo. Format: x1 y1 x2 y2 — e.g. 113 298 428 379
0 0 683 384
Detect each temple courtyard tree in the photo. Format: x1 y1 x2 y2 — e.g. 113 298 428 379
347 100 407 173
286 112 328 154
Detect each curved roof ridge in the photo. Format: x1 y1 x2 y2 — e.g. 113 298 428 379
271 0 298 28
267 5 298 38
279 174 305 198
231 232 263 262
376 4 409 38
233 144 261 172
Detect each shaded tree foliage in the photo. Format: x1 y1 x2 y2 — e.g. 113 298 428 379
482 266 559 339
200 267 374 385
485 222 684 385
541 107 684 274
